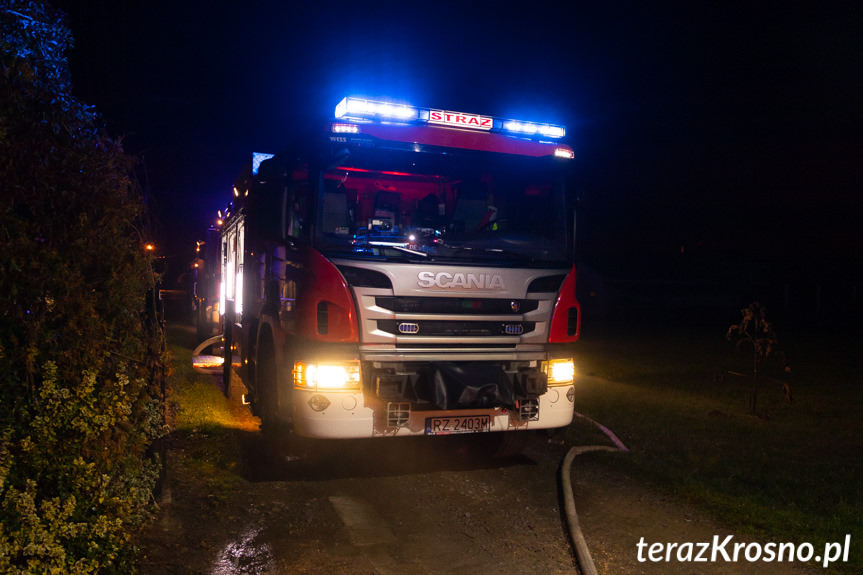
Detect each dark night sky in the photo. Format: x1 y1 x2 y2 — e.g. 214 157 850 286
52 0 863 277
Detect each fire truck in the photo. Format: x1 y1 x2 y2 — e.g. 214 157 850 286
198 96 581 448
192 225 221 340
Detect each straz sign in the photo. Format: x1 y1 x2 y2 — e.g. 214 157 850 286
428 109 493 131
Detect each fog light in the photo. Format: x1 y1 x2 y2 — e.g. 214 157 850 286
308 394 331 412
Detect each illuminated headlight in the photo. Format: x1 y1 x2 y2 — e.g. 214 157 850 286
544 358 575 385
294 361 361 391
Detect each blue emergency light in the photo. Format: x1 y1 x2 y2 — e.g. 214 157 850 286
335 97 418 122
251 152 275 175
334 97 566 140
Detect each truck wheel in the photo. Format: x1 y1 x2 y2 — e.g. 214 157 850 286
255 332 284 437
221 320 233 396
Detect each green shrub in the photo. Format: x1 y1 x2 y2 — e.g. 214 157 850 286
0 364 162 573
0 2 166 572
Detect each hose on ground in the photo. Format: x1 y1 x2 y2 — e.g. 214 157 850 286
561 412 629 575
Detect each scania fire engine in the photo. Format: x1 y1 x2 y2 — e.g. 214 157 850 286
198 96 581 448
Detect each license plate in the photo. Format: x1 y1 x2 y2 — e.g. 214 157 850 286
425 415 491 435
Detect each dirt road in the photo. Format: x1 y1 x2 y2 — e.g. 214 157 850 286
136 369 817 574
138 422 579 574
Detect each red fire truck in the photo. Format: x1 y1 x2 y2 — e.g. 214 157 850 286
199 97 581 447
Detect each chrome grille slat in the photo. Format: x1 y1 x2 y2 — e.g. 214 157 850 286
377 319 536 337
375 296 538 315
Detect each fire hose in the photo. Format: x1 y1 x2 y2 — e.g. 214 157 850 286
561 412 629 575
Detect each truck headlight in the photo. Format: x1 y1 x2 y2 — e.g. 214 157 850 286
294 361 361 392
544 358 574 385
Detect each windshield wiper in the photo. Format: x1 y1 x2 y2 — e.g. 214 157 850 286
389 245 428 258
327 244 430 262
441 243 536 263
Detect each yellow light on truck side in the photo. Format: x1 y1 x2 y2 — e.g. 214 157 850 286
293 361 361 392
544 358 575 385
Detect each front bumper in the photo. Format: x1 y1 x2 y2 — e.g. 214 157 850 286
291 384 574 439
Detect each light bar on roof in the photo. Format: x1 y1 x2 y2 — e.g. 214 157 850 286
334 96 567 140
335 97 418 122
502 119 566 139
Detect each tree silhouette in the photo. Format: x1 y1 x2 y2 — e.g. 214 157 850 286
726 302 789 415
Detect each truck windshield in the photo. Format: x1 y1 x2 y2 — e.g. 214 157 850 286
314 148 571 266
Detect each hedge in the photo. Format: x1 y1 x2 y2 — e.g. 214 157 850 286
0 2 166 572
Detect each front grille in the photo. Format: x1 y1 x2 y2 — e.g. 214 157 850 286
375 296 538 315
394 343 516 349
378 319 536 337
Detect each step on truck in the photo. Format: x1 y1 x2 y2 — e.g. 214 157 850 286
198 96 581 449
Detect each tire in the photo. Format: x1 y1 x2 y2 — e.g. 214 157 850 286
221 321 232 396
255 330 285 437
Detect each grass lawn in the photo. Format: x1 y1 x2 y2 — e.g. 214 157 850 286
568 318 862 572
161 326 258 503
